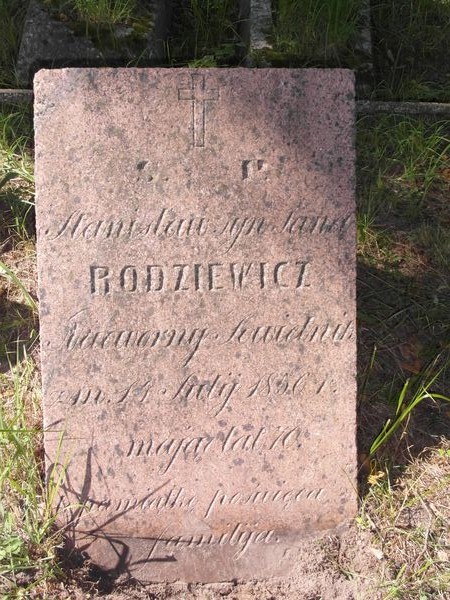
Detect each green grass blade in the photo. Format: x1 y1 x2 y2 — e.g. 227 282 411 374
0 261 37 312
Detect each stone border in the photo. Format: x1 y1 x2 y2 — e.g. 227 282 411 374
357 100 450 116
5 89 450 118
0 89 33 104
16 0 102 86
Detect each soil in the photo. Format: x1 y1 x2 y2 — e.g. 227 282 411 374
46 525 382 599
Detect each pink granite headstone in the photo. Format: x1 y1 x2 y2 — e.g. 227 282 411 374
35 68 357 582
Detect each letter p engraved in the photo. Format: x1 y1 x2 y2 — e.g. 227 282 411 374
178 74 219 148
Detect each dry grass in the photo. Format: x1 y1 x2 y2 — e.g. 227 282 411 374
360 441 450 599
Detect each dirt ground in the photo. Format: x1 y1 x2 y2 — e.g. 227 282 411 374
50 525 380 600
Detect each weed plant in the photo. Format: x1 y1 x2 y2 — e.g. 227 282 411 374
370 355 450 456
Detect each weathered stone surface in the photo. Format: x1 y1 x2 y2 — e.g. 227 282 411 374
35 68 357 583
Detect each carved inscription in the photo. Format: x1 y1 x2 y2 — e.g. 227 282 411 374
45 208 207 240
89 260 310 295
77 486 325 518
204 487 325 518
50 380 154 406
171 370 312 415
36 69 357 580
50 371 338 415
178 74 219 148
124 424 306 473
42 208 353 247
147 523 274 560
242 159 266 180
62 313 354 366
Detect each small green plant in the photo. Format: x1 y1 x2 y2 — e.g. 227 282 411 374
370 355 450 456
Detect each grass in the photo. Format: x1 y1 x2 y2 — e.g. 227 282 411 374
0 101 46 591
0 260 37 313
270 0 361 66
0 105 37 364
357 116 450 222
0 106 34 243
44 0 138 24
73 0 137 24
0 0 27 87
359 441 450 599
370 356 450 457
168 0 239 65
0 354 63 599
356 115 450 454
372 0 450 101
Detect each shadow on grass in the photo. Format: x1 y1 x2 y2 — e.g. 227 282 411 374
355 112 450 482
357 259 450 487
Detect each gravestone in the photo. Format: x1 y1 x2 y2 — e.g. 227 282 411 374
18 1 171 86
35 68 357 583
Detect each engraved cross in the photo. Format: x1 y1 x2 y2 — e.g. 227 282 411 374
178 74 219 148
